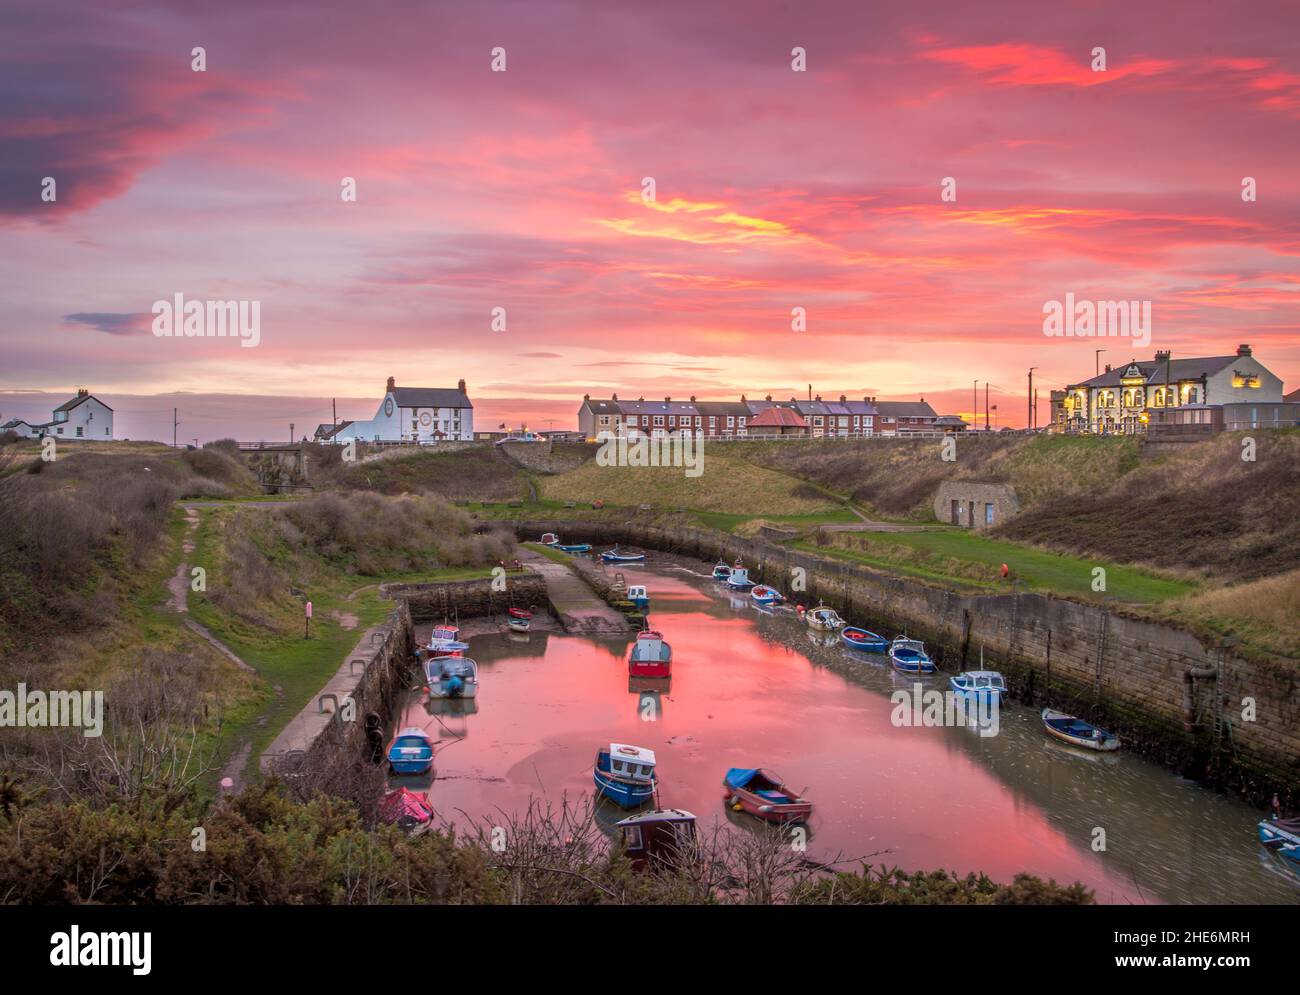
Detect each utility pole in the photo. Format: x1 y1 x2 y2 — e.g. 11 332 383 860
1028 367 1037 431
1034 388 1039 430
973 380 979 431
289 422 295 445
984 383 989 431
332 398 337 428
173 408 179 448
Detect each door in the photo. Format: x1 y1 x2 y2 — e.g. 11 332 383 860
968 501 975 528
951 499 960 524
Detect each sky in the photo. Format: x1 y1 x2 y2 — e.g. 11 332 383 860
2 0 1299 441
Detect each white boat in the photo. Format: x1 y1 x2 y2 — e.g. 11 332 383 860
726 564 753 589
427 624 468 656
627 584 649 609
950 670 1007 698
539 532 559 545
425 655 479 698
1041 708 1120 752
803 605 844 631
888 635 934 674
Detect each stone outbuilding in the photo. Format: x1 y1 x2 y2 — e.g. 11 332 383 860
934 480 1020 530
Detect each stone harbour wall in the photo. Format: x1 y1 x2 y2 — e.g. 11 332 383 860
517 518 1300 803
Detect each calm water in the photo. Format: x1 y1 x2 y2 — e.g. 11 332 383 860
390 558 1299 905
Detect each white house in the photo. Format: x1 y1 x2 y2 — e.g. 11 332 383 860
332 377 473 443
7 389 114 440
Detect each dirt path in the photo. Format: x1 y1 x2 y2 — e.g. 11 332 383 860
166 506 202 611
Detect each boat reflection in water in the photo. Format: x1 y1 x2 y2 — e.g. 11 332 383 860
390 570 1300 905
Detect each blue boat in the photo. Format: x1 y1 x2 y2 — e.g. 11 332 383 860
556 543 591 553
387 727 435 775
888 635 935 674
601 546 646 563
726 564 754 589
593 743 658 808
1258 817 1300 870
842 626 888 652
750 584 784 606
711 561 731 580
950 670 1007 699
627 584 650 609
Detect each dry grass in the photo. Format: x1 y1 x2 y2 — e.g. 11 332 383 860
1160 568 1300 659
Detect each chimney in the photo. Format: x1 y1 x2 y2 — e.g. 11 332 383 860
77 388 89 398
665 396 671 402
612 392 618 401
386 376 396 392
1105 364 1111 373
815 394 822 402
583 393 590 401
840 394 846 403
639 396 645 401
457 379 466 392
741 394 747 403
689 394 696 402
1237 343 1252 357
765 394 772 402
1155 350 1170 363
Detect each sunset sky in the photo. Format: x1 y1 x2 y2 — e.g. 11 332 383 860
2 0 1299 441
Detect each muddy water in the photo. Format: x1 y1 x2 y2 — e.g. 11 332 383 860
389 558 1298 904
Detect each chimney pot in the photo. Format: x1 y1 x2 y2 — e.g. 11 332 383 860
665 396 671 402
1237 343 1251 357
583 393 590 401
386 376 396 392
689 394 696 402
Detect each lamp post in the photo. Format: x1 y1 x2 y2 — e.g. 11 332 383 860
1027 367 1038 431
972 380 979 432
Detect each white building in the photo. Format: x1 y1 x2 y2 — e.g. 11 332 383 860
3 389 114 440
332 377 473 443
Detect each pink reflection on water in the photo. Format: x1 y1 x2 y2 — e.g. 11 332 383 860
395 567 1153 903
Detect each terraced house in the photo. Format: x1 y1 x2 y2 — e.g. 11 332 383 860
1058 344 1288 435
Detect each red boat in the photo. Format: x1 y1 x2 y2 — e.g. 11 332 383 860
723 768 812 823
378 787 435 834
616 808 698 870
629 633 671 678
508 607 533 620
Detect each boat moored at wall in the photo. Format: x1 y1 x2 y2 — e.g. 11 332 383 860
951 671 1007 699
1041 708 1120 752
842 626 888 653
1258 817 1300 871
601 546 646 563
750 584 784 606
803 605 845 630
629 631 672 678
888 635 935 674
387 727 435 775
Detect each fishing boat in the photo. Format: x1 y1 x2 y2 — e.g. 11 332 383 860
951 670 1007 699
626 584 650 609
726 563 754 589
1258 817 1300 870
427 624 468 657
628 631 671 678
804 605 845 631
711 560 732 580
539 532 559 546
506 616 530 632
750 584 784 606
378 787 435 833
508 607 532 620
616 808 698 870
841 626 888 652
601 546 646 563
556 543 591 553
387 727 435 775
1041 708 1120 752
722 768 812 823
425 655 479 698
593 742 658 808
888 635 935 674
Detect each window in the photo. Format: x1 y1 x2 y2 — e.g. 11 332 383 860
653 415 664 426
76 427 83 437
599 415 609 426
623 826 643 851
738 416 746 425
709 416 716 427
726 416 734 427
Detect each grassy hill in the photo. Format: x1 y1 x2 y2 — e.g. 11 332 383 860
537 448 845 516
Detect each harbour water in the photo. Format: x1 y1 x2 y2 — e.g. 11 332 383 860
389 557 1299 904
